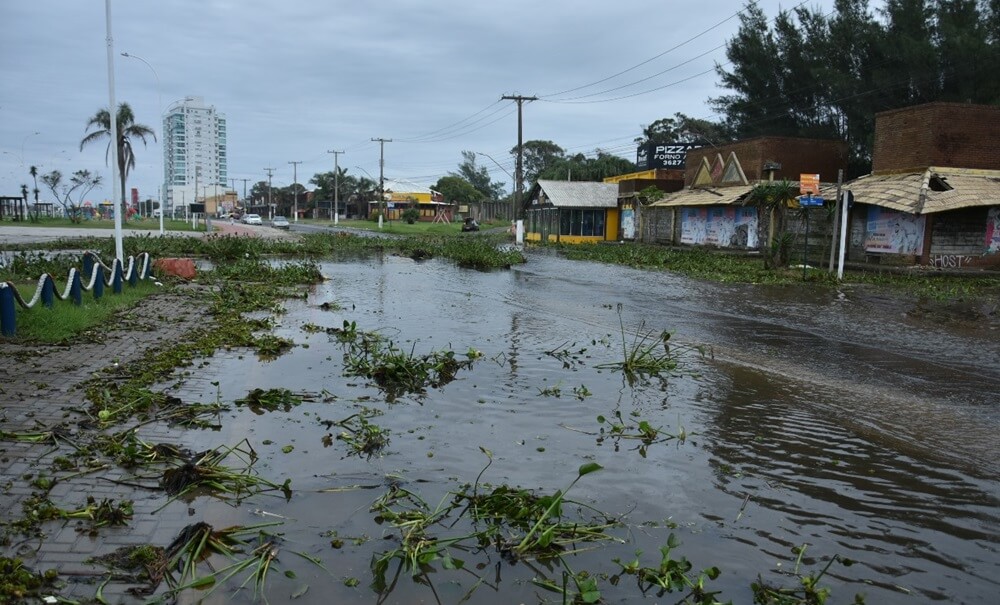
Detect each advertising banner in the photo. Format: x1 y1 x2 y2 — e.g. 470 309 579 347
987 207 1000 253
636 143 700 170
864 207 925 254
680 206 758 248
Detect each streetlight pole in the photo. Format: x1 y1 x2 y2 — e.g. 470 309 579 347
501 94 537 221
288 160 301 222
327 150 343 224
120 51 163 234
104 0 124 262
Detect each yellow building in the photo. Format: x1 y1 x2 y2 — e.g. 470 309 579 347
522 180 620 243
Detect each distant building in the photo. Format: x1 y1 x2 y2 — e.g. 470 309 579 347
162 96 228 215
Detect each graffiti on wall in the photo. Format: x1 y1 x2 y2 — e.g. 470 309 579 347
864 207 926 255
929 254 974 268
680 207 758 248
987 207 1000 254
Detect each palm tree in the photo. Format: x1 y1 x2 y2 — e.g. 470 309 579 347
80 102 156 218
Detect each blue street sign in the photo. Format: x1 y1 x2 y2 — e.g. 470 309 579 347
798 195 824 207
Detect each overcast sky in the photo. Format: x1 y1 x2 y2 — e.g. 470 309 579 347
1 0 836 204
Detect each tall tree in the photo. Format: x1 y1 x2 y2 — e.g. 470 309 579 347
636 113 733 146
452 151 505 199
433 175 483 206
712 1 790 138
935 0 992 103
510 140 565 185
80 102 156 216
877 0 940 105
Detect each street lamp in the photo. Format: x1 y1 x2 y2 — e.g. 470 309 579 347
121 51 163 234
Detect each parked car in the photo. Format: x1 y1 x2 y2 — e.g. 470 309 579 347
242 213 262 225
271 216 290 229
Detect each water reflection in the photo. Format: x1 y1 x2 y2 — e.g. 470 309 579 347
159 251 998 605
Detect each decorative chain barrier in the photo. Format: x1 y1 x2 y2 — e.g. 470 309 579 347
0 251 153 337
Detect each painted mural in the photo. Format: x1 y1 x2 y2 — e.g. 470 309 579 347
622 208 635 240
680 207 758 248
987 207 1000 254
864 207 926 255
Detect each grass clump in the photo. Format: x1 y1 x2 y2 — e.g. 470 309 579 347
0 557 59 602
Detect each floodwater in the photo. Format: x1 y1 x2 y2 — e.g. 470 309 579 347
164 249 999 604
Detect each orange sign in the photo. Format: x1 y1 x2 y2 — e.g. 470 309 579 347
799 173 820 195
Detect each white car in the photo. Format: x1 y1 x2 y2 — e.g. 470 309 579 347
271 216 290 229
242 213 262 225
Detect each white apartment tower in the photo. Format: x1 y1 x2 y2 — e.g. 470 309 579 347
163 96 227 214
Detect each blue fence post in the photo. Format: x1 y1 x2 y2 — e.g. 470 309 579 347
113 262 123 294
128 256 139 286
94 266 105 300
0 284 15 337
83 252 94 279
70 270 82 305
41 275 55 308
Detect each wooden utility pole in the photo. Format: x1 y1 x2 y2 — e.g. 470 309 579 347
501 94 537 221
263 167 275 218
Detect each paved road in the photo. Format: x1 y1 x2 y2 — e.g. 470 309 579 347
0 222 297 245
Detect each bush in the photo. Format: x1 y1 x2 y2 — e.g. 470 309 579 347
368 211 384 222
401 208 420 224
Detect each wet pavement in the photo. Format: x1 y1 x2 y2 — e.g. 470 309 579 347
1 247 997 604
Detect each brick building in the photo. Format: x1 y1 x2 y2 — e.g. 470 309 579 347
847 103 1000 268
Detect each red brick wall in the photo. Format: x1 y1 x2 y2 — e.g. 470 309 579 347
685 136 849 185
872 103 1000 173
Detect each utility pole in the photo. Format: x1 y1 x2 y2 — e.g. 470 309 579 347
240 178 250 209
327 150 344 224
501 94 537 221
372 137 392 226
264 167 275 219
288 161 302 222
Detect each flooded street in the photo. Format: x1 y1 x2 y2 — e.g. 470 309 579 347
166 250 999 604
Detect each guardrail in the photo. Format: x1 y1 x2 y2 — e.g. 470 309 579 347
0 251 153 337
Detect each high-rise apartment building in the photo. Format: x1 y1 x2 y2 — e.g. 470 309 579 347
162 96 227 214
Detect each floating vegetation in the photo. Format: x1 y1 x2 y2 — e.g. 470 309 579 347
342 333 476 400
154 522 328 602
234 388 307 414
90 544 168 596
544 341 590 368
320 409 389 458
368 457 617 602
254 334 295 360
751 547 861 605
158 439 291 507
611 534 724 603
595 304 708 384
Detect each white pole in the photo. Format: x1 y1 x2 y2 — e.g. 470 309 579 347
105 0 124 261
837 190 850 280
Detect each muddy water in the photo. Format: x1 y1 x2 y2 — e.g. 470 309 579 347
168 250 999 604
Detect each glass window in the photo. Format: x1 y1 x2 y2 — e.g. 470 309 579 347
582 210 594 236
594 210 605 237
560 209 571 235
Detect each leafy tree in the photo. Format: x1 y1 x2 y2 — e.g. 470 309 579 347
636 113 733 146
744 180 798 268
433 175 483 206
935 0 993 103
452 151 505 199
876 0 940 105
538 150 634 181
511 140 565 185
712 2 789 138
40 169 103 223
80 102 156 217
310 167 354 212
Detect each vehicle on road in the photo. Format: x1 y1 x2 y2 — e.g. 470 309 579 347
271 216 290 229
461 217 480 232
242 214 262 225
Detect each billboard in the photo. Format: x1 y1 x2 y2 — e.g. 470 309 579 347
864 207 925 255
636 142 700 170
